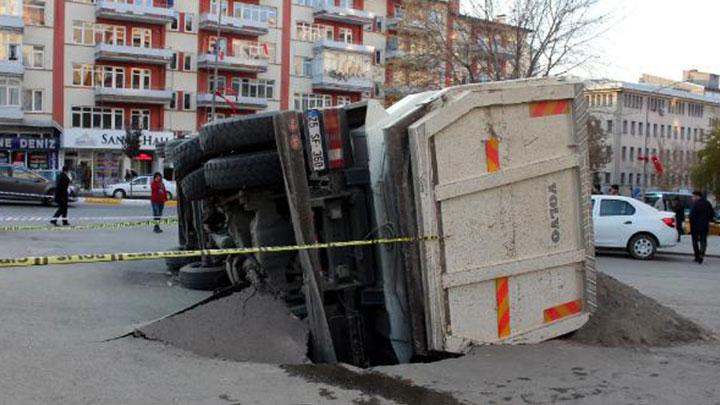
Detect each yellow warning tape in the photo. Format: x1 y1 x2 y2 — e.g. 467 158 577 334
0 218 178 233
0 236 438 268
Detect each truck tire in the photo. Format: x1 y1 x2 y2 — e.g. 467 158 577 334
179 262 229 291
180 167 213 201
172 137 206 180
204 151 283 191
165 247 200 272
199 112 276 156
163 138 186 162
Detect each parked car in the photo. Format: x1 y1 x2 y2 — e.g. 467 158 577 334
644 191 693 216
103 176 176 199
592 195 677 260
0 164 77 205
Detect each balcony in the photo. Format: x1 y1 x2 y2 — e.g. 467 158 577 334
311 49 374 92
95 43 174 65
313 39 374 55
199 13 269 36
196 93 267 110
313 2 374 25
0 14 23 32
197 52 269 74
95 0 178 25
0 58 24 76
94 87 173 104
0 105 22 120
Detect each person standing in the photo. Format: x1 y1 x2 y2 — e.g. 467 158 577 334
689 191 714 264
608 184 620 195
50 165 71 226
150 172 168 233
672 198 685 242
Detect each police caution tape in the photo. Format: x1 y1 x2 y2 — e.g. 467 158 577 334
0 236 438 268
0 218 177 233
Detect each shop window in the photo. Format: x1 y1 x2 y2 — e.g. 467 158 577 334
0 77 21 106
130 110 150 130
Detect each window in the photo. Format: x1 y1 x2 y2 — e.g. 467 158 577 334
294 56 312 76
294 0 323 6
620 172 625 185
0 78 20 106
72 64 94 87
628 173 633 185
235 3 277 26
97 66 125 89
621 146 626 161
653 123 657 137
169 16 178 31
183 93 192 110
170 52 178 70
210 0 229 15
169 92 176 109
622 120 628 134
294 93 332 110
630 121 635 135
673 126 678 140
131 68 151 90
600 199 636 216
184 14 194 32
72 21 96 45
22 45 44 68
22 89 42 112
71 106 123 129
623 93 643 109
130 109 150 130
339 27 353 43
208 75 227 93
629 147 634 161
183 54 192 71
23 1 45 25
131 177 148 186
96 24 126 46
0 0 22 16
604 173 610 184
337 95 352 106
375 49 382 64
296 22 333 42
232 78 275 99
606 120 613 133
638 122 643 136
131 28 152 48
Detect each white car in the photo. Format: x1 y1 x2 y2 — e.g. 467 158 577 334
592 195 677 260
104 176 176 200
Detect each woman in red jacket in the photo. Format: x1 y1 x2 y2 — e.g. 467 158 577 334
150 172 168 233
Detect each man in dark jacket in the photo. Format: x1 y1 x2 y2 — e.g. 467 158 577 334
689 191 715 264
50 165 71 226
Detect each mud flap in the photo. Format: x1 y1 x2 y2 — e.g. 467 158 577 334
273 111 338 363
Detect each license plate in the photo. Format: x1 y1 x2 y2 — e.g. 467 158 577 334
307 110 326 171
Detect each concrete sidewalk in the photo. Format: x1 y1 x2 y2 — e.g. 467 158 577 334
659 234 720 257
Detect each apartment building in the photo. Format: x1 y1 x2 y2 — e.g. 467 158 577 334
586 80 720 195
0 0 388 189
0 0 58 171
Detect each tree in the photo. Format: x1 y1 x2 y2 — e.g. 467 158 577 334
656 140 692 192
122 127 143 159
587 115 612 175
394 0 609 85
691 125 720 199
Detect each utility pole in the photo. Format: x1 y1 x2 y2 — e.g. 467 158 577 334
210 7 222 122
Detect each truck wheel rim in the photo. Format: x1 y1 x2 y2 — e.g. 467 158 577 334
634 239 653 257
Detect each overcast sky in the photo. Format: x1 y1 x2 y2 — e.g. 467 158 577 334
583 0 720 82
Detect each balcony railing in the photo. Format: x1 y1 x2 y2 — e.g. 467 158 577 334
313 39 374 55
0 56 24 76
313 2 374 25
196 93 268 110
199 9 271 36
94 87 173 104
95 43 174 65
0 14 24 31
197 45 270 73
95 0 178 25
311 64 373 93
0 105 23 120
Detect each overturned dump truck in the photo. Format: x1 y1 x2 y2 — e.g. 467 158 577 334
164 78 596 366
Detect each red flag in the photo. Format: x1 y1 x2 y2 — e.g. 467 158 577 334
651 156 664 175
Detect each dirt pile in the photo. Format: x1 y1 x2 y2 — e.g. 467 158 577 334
136 287 309 364
569 272 712 347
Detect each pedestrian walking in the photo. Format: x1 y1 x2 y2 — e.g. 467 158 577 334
689 191 714 264
50 165 71 226
150 172 168 234
608 184 619 195
672 198 685 242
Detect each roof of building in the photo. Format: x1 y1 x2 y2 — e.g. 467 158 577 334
585 79 720 105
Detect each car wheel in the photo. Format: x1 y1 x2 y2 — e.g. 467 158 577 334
179 262 229 291
628 234 657 260
113 189 126 199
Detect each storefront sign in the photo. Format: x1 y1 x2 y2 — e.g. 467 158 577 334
0 135 59 151
62 129 173 151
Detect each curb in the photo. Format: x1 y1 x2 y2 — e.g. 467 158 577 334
78 197 177 207
658 251 720 259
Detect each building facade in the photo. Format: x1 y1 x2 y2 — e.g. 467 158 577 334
586 80 720 195
0 0 389 190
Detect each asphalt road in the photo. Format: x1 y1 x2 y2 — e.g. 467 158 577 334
0 203 718 404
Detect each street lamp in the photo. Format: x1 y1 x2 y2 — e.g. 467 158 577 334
641 80 690 199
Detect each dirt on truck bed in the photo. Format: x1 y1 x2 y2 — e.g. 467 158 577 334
569 272 712 347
